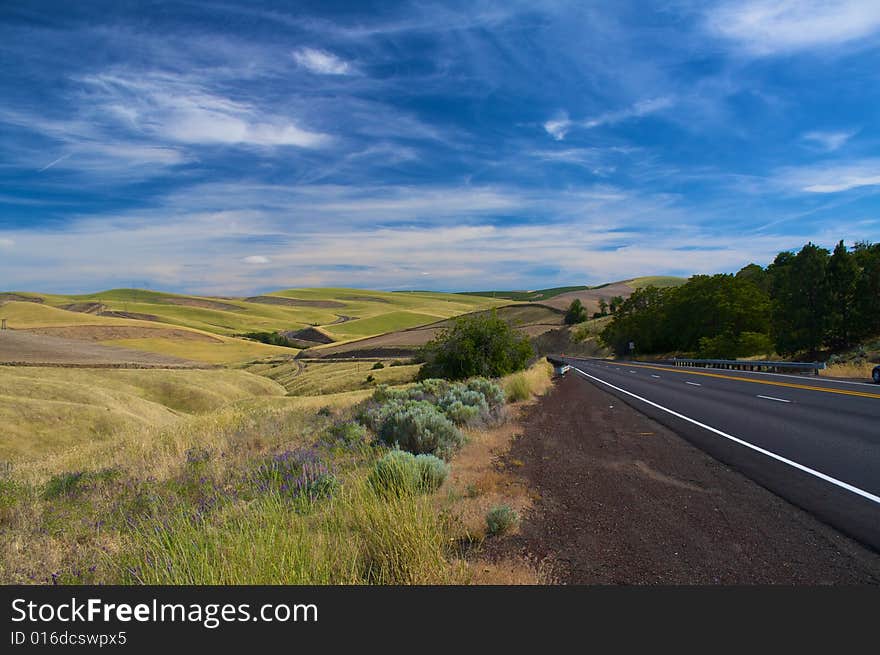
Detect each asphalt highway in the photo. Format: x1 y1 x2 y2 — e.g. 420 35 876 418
561 357 880 551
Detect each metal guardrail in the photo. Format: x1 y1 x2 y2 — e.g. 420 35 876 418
672 358 825 375
546 355 570 375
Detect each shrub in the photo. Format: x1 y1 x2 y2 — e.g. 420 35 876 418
376 400 464 459
43 471 84 499
440 400 482 426
371 362 385 370
368 450 449 496
365 374 376 384
438 387 489 426
240 331 296 348
416 378 451 400
697 331 775 359
466 377 505 408
370 384 394 403
302 472 340 501
504 373 531 402
418 311 533 380
486 505 519 536
358 397 406 431
326 422 369 447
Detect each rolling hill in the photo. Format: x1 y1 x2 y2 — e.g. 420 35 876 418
462 276 687 306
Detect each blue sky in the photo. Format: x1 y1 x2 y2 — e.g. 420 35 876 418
2 1 880 294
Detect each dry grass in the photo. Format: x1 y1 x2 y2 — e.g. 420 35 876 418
502 360 554 401
7 389 369 484
433 360 555 583
1 358 555 585
246 359 422 395
820 361 877 380
0 367 286 463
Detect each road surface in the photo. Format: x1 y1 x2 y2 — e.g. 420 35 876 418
559 357 880 551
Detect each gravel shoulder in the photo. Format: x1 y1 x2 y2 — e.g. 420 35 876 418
492 373 880 584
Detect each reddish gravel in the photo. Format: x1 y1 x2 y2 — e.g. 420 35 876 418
494 374 880 584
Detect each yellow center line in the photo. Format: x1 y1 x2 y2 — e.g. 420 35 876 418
600 361 880 399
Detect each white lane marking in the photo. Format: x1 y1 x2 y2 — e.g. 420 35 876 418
685 381 702 386
629 370 637 374
572 366 880 506
757 395 791 404
600 360 880 388
651 374 661 379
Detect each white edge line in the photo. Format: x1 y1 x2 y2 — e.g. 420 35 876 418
651 374 661 378
757 395 791 403
572 366 880 506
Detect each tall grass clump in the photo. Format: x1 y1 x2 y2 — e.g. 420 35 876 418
118 476 465 585
504 373 532 402
368 450 449 497
251 448 339 501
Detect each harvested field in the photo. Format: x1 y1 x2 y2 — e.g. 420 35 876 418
313 304 563 358
337 295 391 303
540 282 634 313
0 293 43 304
26 325 222 343
159 297 244 312
58 302 105 314
285 326 335 344
98 310 160 321
0 330 203 368
245 295 346 309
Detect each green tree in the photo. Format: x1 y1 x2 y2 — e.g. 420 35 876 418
853 241 880 340
600 286 670 355
827 240 859 349
564 298 588 324
418 310 533 380
735 263 770 294
768 243 830 357
598 298 608 316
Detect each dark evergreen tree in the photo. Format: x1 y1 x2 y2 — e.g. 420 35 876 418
564 298 588 324
827 240 859 349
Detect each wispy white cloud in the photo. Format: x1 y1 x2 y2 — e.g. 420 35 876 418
543 113 571 141
801 130 857 152
544 97 673 140
0 238 13 249
82 73 331 148
292 47 352 75
2 195 873 295
777 159 880 193
706 1 880 55
37 153 73 172
583 96 674 129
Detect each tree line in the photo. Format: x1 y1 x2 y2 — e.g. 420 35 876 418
600 240 880 359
